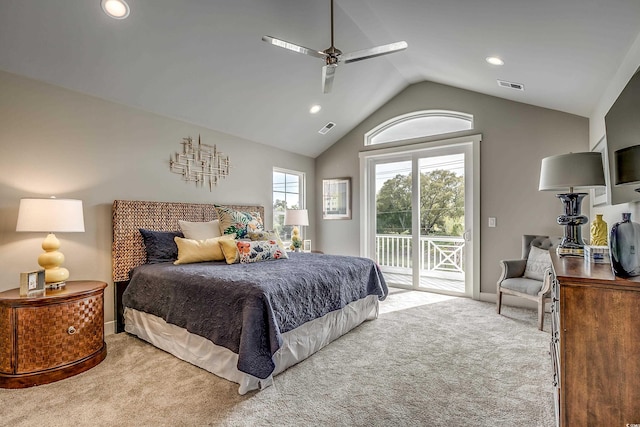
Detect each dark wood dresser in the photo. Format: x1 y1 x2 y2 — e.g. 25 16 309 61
550 252 640 426
0 280 107 388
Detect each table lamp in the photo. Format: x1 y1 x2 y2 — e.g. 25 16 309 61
284 209 309 251
539 152 605 253
16 198 85 288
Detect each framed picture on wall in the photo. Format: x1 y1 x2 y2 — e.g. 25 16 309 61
322 178 351 220
591 135 609 206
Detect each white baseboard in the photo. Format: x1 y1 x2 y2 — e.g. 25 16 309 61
105 320 116 336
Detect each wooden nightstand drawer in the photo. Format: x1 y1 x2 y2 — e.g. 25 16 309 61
15 293 104 374
0 280 107 388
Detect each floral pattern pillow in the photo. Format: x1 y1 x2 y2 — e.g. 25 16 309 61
246 230 285 248
214 205 264 239
236 240 288 264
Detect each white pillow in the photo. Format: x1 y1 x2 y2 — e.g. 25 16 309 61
524 245 552 281
178 220 221 240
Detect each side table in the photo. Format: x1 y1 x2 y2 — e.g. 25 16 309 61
0 280 107 388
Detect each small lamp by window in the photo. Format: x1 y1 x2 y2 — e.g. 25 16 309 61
284 209 309 252
16 198 85 288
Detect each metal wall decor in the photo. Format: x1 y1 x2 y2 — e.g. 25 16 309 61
169 135 230 191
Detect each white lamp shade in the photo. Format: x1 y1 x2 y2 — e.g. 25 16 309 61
284 209 309 226
16 198 85 232
539 152 606 191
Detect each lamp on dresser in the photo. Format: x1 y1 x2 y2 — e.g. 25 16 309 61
16 197 85 288
538 152 605 255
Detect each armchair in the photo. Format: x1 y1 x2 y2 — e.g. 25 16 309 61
496 235 561 331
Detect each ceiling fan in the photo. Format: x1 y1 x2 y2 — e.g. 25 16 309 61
262 0 408 94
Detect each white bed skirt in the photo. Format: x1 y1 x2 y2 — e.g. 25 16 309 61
124 294 379 394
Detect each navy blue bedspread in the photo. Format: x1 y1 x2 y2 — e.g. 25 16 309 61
122 252 387 379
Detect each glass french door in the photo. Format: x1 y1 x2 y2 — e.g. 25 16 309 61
360 136 479 298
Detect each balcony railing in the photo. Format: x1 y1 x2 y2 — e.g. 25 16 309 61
376 234 465 280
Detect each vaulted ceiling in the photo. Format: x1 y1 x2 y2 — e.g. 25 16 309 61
1 0 639 157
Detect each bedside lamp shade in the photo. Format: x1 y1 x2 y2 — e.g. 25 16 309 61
284 209 309 227
16 198 85 287
539 152 605 252
17 198 85 233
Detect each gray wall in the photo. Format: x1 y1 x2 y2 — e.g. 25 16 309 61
0 70 315 325
315 81 589 295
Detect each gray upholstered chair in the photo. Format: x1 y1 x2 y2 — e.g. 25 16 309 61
496 235 561 331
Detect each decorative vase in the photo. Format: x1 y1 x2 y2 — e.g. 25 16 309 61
590 214 608 246
609 213 640 277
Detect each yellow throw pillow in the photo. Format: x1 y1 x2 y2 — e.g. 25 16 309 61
173 234 235 265
218 238 240 264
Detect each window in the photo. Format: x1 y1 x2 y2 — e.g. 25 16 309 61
365 110 473 146
273 168 305 242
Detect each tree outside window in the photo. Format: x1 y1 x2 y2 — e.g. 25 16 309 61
376 169 464 236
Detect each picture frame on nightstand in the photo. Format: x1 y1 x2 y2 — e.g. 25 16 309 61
303 239 311 252
20 269 45 297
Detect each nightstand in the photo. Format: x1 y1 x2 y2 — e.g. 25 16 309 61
0 280 107 388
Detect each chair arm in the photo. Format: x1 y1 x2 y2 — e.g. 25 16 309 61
498 259 527 282
538 267 554 297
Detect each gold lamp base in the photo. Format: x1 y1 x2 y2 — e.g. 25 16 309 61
37 233 70 288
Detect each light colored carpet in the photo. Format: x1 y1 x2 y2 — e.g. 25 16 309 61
0 290 554 427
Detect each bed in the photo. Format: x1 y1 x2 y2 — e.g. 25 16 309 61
112 200 387 394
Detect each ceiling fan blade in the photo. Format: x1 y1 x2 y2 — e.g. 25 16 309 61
341 41 408 64
262 35 327 60
322 64 337 94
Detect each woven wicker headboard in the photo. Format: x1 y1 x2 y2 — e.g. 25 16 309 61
112 200 264 282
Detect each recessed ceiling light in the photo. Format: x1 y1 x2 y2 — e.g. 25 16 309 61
486 56 504 66
101 0 130 19
309 105 322 114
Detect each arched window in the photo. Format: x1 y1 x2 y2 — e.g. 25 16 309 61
365 110 473 146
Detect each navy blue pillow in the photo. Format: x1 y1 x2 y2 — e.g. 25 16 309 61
139 229 184 264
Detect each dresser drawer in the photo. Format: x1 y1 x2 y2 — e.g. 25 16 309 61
15 293 104 374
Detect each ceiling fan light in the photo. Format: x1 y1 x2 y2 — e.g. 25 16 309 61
101 0 130 19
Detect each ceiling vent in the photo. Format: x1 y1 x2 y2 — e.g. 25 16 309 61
318 122 336 135
497 79 525 91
